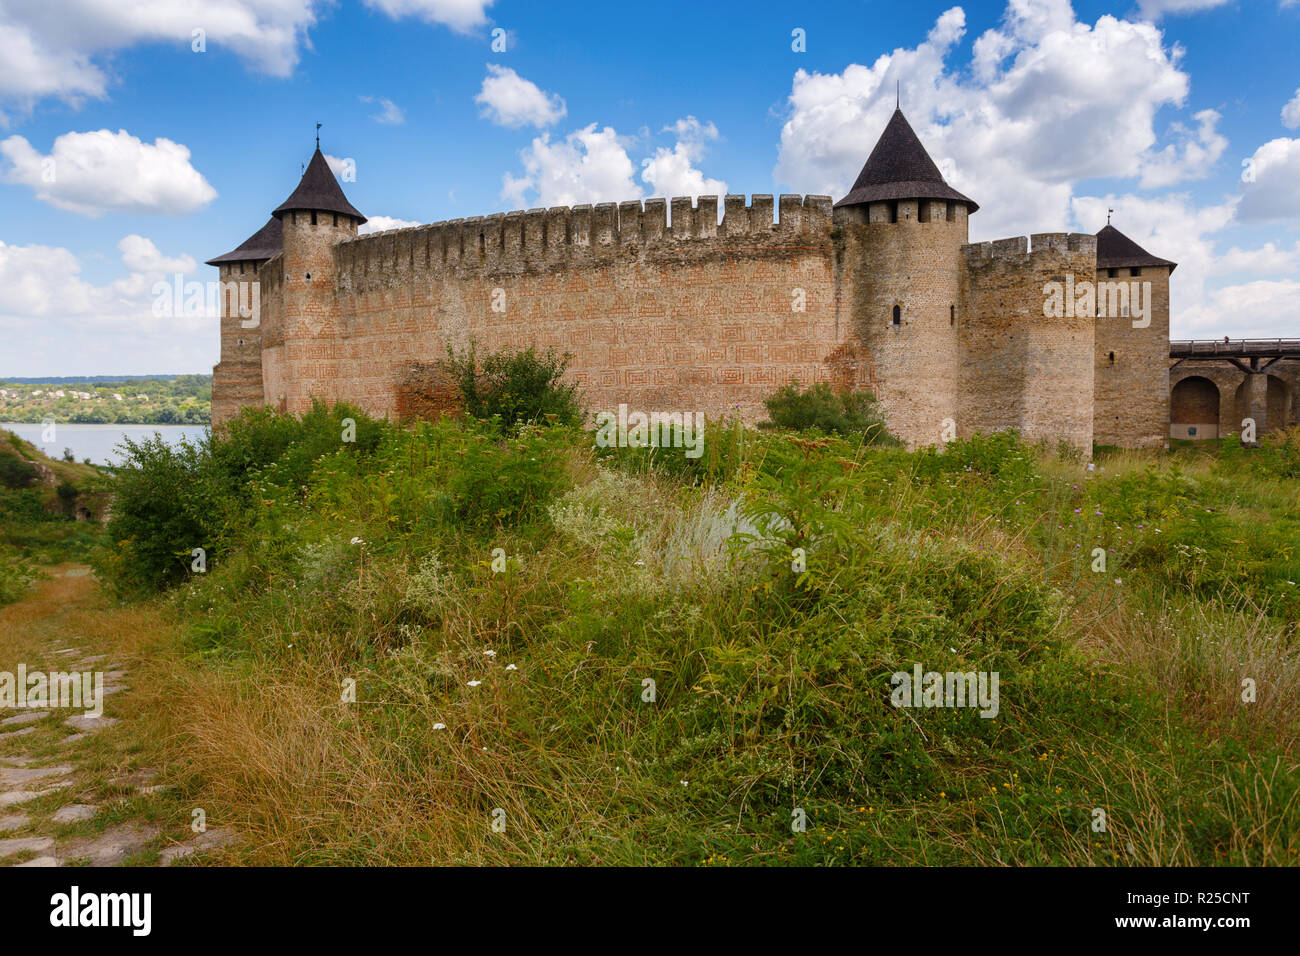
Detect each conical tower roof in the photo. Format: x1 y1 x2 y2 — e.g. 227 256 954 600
272 148 366 223
835 108 977 212
1095 224 1177 273
205 217 283 266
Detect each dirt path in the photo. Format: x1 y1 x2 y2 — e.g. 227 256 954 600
0 566 235 866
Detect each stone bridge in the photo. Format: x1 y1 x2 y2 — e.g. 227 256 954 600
1169 339 1300 439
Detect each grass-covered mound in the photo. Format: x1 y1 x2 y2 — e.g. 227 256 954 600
97 407 1300 865
0 429 106 603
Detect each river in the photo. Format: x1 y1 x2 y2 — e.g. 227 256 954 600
1 423 209 467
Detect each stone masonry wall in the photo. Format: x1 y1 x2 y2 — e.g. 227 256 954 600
211 259 267 428
835 199 968 447
264 195 856 426
1093 265 1170 448
958 234 1097 451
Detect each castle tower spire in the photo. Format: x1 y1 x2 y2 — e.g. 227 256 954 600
834 108 977 213
273 148 366 224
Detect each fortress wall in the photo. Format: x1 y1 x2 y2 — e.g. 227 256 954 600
835 199 968 447
277 195 855 423
959 233 1096 450
1093 265 1170 448
212 259 269 427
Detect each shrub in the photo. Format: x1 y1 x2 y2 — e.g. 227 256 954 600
95 434 222 597
0 450 38 489
0 543 34 607
440 343 583 431
760 381 899 445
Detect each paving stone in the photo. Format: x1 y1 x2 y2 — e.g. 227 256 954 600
161 828 239 864
0 835 54 859
14 856 59 867
51 804 97 824
0 765 73 786
0 814 29 833
0 790 56 809
0 712 47 727
0 727 36 739
62 715 118 733
62 823 159 866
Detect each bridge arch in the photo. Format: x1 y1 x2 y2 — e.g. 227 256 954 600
1170 375 1220 439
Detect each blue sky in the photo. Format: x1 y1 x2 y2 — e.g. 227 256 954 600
1 0 1297 375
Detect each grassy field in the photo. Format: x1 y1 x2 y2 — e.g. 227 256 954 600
73 405 1299 866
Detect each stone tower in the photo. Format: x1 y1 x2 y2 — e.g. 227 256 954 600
206 216 282 428
833 108 977 446
259 148 366 414
1093 224 1175 448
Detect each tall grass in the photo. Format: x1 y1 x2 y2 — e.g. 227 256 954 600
100 407 1300 865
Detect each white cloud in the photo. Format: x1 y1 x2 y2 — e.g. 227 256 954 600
0 235 206 335
0 129 217 217
475 65 566 128
1071 191 1300 338
1283 89 1300 129
359 215 422 234
362 0 494 34
1237 137 1300 222
774 3 1208 238
641 116 727 200
0 1 324 115
0 233 228 374
1135 0 1234 18
501 124 641 209
1138 109 1228 188
360 95 406 125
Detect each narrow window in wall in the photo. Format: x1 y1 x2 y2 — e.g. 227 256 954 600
311 210 318 226
1129 267 1140 277
333 214 339 227
892 305 901 326
949 305 955 326
889 201 898 224
1108 351 1116 364
918 201 930 223
1107 267 1118 278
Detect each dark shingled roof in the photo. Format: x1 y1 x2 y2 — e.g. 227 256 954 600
1095 224 1177 273
205 217 283 266
836 108 978 212
272 148 366 223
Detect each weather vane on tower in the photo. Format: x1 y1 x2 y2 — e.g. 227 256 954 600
316 122 322 149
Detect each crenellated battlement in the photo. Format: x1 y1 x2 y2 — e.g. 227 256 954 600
330 194 833 283
962 232 1096 265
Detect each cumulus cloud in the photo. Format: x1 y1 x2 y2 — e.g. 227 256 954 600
0 232 239 373
362 0 494 34
641 117 728 201
773 3 1209 238
1138 109 1228 188
1236 137 1300 222
359 215 422 234
475 65 566 128
500 116 731 211
360 95 406 125
0 1 325 115
0 129 217 217
1283 89 1300 129
501 125 642 208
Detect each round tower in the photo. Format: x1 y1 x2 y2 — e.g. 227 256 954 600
833 108 977 447
265 146 366 414
205 216 283 428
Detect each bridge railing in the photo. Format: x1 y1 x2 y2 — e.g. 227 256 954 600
1171 338 1300 357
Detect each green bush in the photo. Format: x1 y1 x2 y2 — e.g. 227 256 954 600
0 542 35 607
760 381 898 445
0 451 38 489
440 343 583 431
94 434 221 597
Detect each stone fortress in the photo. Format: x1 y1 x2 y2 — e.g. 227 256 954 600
208 109 1299 447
